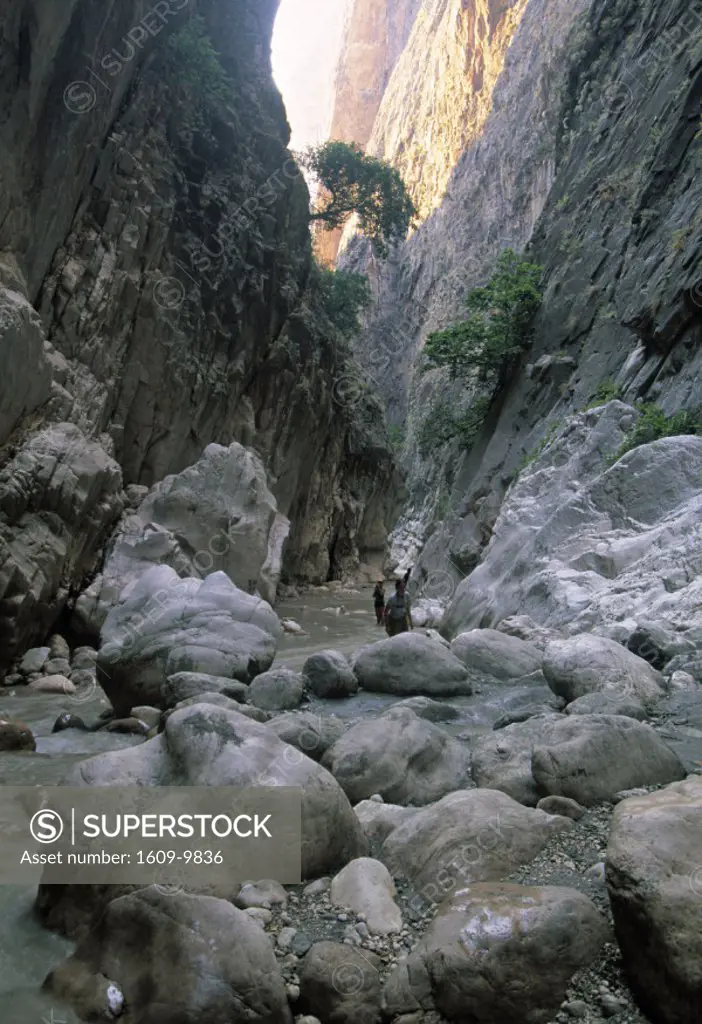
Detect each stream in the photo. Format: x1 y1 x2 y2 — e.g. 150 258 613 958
0 582 547 1021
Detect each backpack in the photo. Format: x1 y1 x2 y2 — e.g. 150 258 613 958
388 593 408 620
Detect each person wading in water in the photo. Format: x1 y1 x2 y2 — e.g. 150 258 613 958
373 580 385 625
384 579 413 636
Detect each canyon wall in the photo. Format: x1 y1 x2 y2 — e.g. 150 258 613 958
314 0 422 264
335 0 702 593
0 0 400 675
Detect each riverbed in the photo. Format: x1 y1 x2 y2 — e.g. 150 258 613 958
0 582 548 1020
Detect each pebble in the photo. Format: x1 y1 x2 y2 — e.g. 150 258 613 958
286 983 300 1002
277 926 298 950
244 907 273 926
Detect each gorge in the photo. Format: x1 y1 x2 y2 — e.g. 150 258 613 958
0 1 701 1023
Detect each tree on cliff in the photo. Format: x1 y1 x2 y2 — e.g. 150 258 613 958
301 141 416 257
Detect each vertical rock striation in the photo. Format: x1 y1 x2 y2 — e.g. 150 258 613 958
0 0 401 676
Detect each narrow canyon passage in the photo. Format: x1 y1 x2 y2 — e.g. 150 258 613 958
1 1 701 1023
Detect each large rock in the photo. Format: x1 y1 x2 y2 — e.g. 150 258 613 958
73 441 290 635
471 714 564 806
384 884 610 1023
379 789 573 899
0 423 123 680
352 633 473 696
543 634 667 708
606 777 702 1024
248 668 305 711
298 941 383 1024
565 691 647 720
450 629 542 681
322 707 471 806
44 888 292 1024
330 858 402 935
531 714 685 806
302 650 358 698
266 711 346 761
63 704 367 880
0 717 35 751
354 800 419 846
96 567 280 716
442 420 702 636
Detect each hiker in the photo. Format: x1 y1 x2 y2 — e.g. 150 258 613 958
373 580 385 625
403 566 412 586
385 579 413 636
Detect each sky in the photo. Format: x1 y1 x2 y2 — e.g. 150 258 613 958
272 0 352 154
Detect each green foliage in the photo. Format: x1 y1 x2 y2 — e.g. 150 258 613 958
302 141 416 257
422 250 544 386
418 397 491 455
387 424 406 453
167 15 233 109
586 378 623 408
613 403 702 461
317 267 372 337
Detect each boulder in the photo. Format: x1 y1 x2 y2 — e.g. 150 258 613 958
536 796 586 821
302 650 358 699
543 634 666 708
18 647 51 675
383 883 610 1024
43 888 292 1023
496 615 564 650
450 629 542 681
441 420 702 636
248 668 305 711
29 674 75 694
164 672 249 706
471 715 564 806
0 424 123 680
65 704 367 879
322 707 471 806
565 691 647 720
391 696 461 722
0 718 35 751
379 789 573 899
96 567 280 716
626 621 695 671
299 941 383 1024
73 441 289 634
352 633 473 697
353 801 418 847
606 777 702 1024
266 711 346 761
531 715 685 806
330 858 402 935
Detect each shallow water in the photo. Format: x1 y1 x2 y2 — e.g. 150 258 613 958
0 581 541 1020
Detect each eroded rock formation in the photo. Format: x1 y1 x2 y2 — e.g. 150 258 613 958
0 0 401 677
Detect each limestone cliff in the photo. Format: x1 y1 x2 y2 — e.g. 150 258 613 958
315 0 421 264
334 0 702 605
0 0 400 676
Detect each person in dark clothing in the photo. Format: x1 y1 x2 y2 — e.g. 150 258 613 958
385 579 413 636
403 567 412 586
373 581 385 625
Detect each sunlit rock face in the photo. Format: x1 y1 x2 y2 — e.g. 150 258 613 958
315 0 422 264
365 0 531 223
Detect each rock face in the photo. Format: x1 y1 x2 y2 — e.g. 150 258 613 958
44 888 293 1024
352 632 472 695
607 777 702 1024
322 706 471 805
0 424 123 677
96 568 281 716
74 441 289 634
0 0 400 677
444 423 702 638
383 883 610 1023
65 704 367 879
